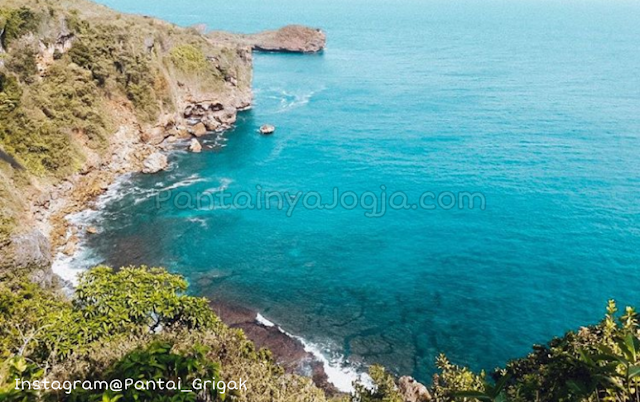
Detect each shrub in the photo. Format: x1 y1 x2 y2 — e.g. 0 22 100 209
0 72 21 115
353 365 403 402
0 266 331 402
0 7 41 48
5 41 38 83
170 44 209 73
0 215 13 248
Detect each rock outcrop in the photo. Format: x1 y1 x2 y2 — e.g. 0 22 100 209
399 376 432 402
209 25 326 54
184 102 240 136
189 139 202 153
260 124 276 135
141 153 168 174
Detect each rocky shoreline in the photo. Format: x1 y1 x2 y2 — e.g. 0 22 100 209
33 19 336 394
209 300 342 396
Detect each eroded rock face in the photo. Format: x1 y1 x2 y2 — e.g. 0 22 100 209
8 229 52 270
184 102 238 134
141 153 168 174
399 376 432 402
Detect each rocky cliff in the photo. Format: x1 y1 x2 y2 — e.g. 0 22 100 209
0 0 255 277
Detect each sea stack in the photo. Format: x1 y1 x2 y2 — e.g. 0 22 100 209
260 124 276 135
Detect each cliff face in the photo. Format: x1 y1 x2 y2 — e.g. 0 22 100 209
0 0 253 277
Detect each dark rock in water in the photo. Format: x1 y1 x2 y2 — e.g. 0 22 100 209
260 124 276 135
209 300 340 396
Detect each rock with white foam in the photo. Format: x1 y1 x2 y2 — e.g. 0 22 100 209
260 124 275 135
189 139 202 153
141 153 168 174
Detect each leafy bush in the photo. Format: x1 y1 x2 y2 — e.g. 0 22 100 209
0 7 41 48
426 301 640 402
170 44 209 73
0 266 330 402
5 41 38 83
352 365 403 402
0 215 13 248
74 266 220 335
0 72 22 114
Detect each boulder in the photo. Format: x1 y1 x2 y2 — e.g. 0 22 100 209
260 124 276 135
62 235 79 256
192 122 208 137
398 376 431 402
189 139 202 153
142 153 168 174
214 106 238 126
7 229 52 270
202 116 222 132
142 126 168 145
86 226 98 234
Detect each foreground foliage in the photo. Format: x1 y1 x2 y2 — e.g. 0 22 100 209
2 264 640 402
0 266 327 401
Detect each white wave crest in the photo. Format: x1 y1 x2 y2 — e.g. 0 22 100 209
254 313 369 393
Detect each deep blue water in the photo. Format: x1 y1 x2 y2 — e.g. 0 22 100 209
86 0 640 386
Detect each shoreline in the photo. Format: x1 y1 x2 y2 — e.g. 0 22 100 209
209 299 349 396
48 155 365 395
36 16 343 396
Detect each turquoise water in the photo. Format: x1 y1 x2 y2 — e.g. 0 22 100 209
88 0 640 384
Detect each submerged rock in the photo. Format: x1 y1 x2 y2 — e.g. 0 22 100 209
189 138 202 153
141 153 168 174
260 124 276 135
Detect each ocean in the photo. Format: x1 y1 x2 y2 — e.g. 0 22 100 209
64 0 640 390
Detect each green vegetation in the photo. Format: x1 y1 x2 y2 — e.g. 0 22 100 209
4 262 635 402
0 266 328 401
353 365 403 402
0 215 13 248
0 0 251 257
171 44 210 73
360 300 640 402
0 7 41 48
